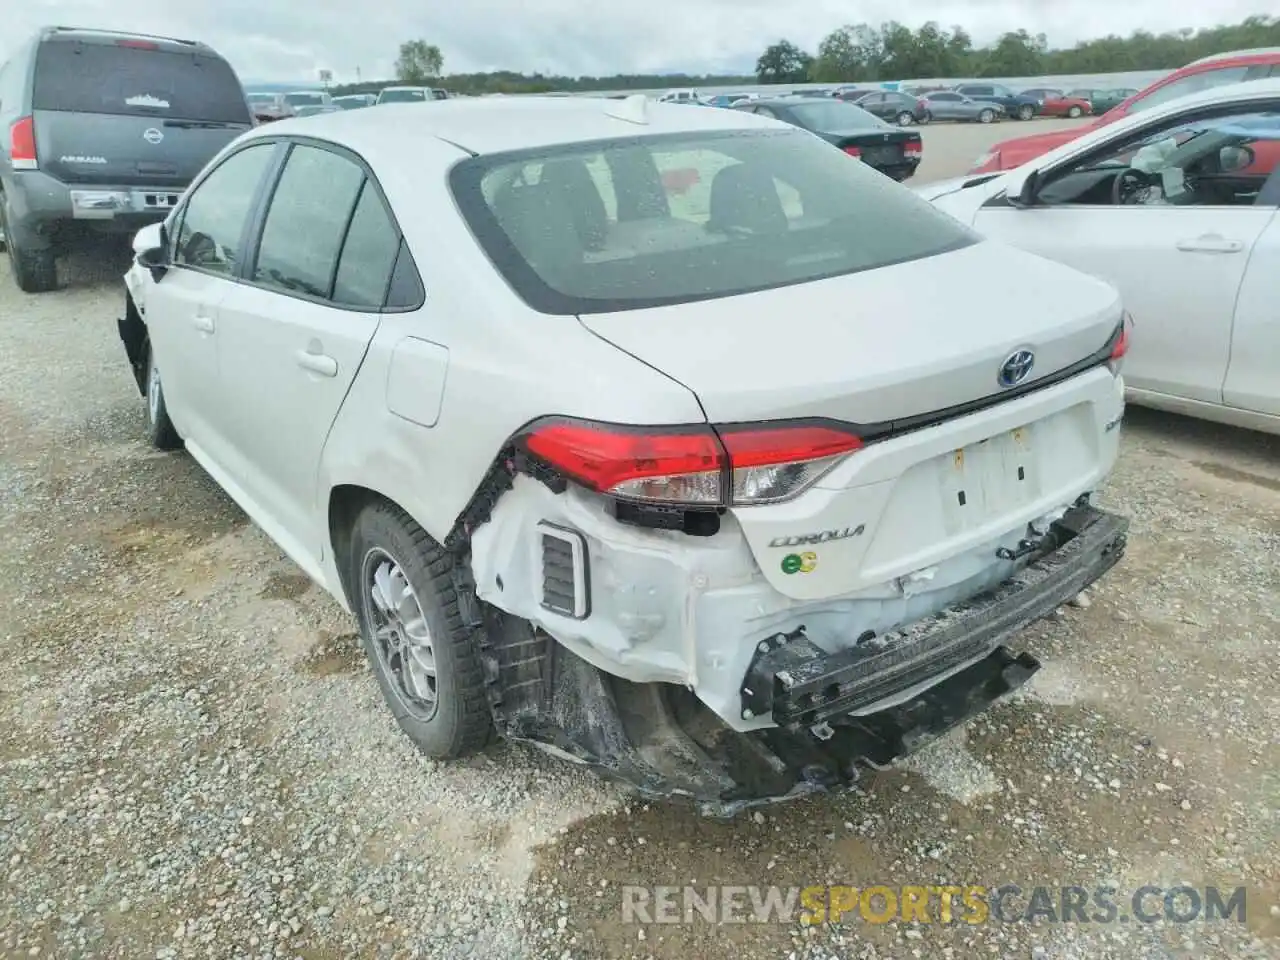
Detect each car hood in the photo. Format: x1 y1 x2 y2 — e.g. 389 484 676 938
577 240 1122 426
976 124 1098 170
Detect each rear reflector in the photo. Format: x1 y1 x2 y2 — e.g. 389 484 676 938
519 417 862 507
9 116 36 170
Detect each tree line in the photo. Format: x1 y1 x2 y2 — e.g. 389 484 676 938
760 15 1280 84
329 15 1279 98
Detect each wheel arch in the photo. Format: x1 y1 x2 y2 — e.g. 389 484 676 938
327 483 394 607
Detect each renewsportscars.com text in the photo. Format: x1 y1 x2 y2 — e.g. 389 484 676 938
621 884 1249 926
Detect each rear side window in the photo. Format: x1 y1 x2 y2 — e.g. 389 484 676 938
332 183 401 308
253 145 364 298
450 128 976 315
174 143 275 275
32 42 249 123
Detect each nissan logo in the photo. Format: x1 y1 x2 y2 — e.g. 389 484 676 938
998 349 1035 388
143 128 164 145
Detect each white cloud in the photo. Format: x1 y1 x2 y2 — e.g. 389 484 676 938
2 0 1275 82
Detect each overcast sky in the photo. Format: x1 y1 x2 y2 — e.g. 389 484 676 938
5 0 1277 81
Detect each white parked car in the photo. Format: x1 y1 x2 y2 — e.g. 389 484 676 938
116 95 1130 815
918 78 1280 436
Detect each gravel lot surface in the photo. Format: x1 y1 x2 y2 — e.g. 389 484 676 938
2 118 1278 960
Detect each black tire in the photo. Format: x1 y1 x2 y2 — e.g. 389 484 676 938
920 110 932 124
2 201 58 293
1068 105 1083 119
144 344 182 450
978 108 995 124
348 500 492 759
895 111 914 127
1017 104 1034 121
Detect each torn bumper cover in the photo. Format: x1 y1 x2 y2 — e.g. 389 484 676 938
482 503 1129 817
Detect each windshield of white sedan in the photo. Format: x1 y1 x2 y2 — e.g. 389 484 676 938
450 129 976 314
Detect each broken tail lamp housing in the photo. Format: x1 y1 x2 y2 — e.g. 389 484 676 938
1107 312 1133 374
518 417 863 508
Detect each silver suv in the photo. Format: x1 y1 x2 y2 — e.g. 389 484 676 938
0 26 252 292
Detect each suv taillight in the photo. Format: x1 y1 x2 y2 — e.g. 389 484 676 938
520 418 862 507
10 116 37 169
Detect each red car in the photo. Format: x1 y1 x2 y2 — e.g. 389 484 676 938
1019 88 1092 118
970 48 1280 173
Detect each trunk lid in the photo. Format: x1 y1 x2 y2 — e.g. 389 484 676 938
578 240 1122 427
30 39 251 188
582 241 1126 602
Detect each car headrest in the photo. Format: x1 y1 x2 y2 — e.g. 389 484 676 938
707 162 788 235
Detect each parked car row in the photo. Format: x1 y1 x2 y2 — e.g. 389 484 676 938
971 47 1280 172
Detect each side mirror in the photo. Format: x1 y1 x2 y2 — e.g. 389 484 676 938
1009 168 1040 207
133 222 168 281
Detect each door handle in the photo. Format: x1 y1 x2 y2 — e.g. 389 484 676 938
192 314 215 333
1175 235 1244 254
296 350 338 377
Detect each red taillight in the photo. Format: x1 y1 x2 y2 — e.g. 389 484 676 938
842 145 861 158
10 116 36 169
904 138 922 159
519 418 862 506
1107 313 1133 374
523 420 724 504
1110 325 1130 360
117 39 159 49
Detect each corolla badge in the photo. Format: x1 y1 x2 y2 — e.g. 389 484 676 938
143 127 164 145
998 349 1035 388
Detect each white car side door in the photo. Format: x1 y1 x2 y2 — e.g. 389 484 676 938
206 143 401 564
1224 198 1280 417
969 101 1280 406
143 142 278 448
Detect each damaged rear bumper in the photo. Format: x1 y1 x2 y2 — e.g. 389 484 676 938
484 503 1129 816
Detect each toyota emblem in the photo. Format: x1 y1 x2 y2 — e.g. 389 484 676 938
143 127 164 145
998 350 1035 388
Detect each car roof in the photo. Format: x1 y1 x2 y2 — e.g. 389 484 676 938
246 95 778 156
1183 47 1280 67
38 25 212 54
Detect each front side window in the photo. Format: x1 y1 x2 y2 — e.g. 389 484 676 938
1126 66 1252 115
174 143 276 275
1036 108 1280 207
450 128 976 315
253 145 364 298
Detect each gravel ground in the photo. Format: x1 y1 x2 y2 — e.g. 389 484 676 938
1 123 1278 959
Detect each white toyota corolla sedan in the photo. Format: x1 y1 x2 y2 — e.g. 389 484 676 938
117 95 1131 815
917 78 1280 437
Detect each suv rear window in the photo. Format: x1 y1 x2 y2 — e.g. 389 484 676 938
450 128 976 315
33 41 249 123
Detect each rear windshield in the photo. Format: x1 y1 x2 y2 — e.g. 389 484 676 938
33 42 249 123
450 128 977 315
380 89 427 102
789 100 884 131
